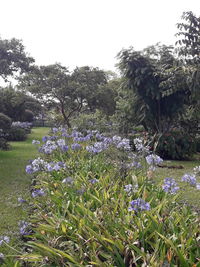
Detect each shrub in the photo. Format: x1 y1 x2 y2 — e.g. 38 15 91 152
195 136 200 152
21 109 34 122
0 113 12 130
0 137 10 150
156 131 196 160
7 127 27 141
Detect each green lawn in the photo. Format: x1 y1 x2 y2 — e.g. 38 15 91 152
0 127 49 252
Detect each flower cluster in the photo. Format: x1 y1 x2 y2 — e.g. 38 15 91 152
12 121 32 129
181 174 196 186
162 178 179 194
19 221 30 236
86 141 109 154
32 188 45 198
128 198 150 212
146 154 163 170
26 157 66 174
134 138 150 155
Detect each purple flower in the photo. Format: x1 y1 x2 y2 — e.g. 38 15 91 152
146 154 163 170
162 178 179 194
89 178 99 184
42 136 49 142
25 165 34 174
60 145 69 152
181 174 196 186
18 197 26 203
128 198 150 212
19 221 30 236
71 143 82 150
32 189 45 198
124 184 133 193
52 127 59 133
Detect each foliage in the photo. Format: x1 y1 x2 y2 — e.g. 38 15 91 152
19 64 113 128
156 131 196 160
0 113 12 130
117 45 190 133
0 37 34 81
72 110 114 133
7 127 27 141
0 86 41 121
21 109 34 122
4 128 199 266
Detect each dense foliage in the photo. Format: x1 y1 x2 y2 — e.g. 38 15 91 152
1 128 199 266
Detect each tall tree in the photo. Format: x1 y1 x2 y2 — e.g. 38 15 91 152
0 37 34 81
117 45 190 133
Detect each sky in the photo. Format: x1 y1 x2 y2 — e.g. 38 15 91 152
0 0 200 72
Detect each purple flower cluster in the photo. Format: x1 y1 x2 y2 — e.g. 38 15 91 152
26 157 46 174
71 143 82 150
86 141 109 154
113 135 131 151
134 138 150 155
12 121 32 129
181 174 196 186
162 178 179 194
32 188 45 198
0 236 10 246
146 154 163 170
128 198 150 212
19 221 30 236
26 157 66 174
39 140 58 154
89 178 99 184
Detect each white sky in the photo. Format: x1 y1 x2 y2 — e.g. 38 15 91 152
0 0 200 72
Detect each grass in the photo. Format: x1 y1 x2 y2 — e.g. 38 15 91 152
0 127 49 251
154 158 200 209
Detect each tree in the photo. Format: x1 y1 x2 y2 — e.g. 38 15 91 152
19 64 115 127
72 66 116 115
0 86 41 121
117 45 190 133
0 37 34 81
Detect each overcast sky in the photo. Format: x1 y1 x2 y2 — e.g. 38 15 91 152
0 0 199 72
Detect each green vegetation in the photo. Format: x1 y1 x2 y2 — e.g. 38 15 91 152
0 127 49 254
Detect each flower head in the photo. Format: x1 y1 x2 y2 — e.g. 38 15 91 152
128 198 150 212
181 174 196 186
162 177 179 194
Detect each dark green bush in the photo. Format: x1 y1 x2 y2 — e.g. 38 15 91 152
195 136 200 152
0 113 12 130
21 109 34 122
156 131 196 160
7 127 27 141
0 137 10 150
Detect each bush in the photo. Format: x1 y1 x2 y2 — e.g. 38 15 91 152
0 113 12 130
195 136 200 152
156 131 196 160
7 127 27 141
0 137 10 150
21 109 34 122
